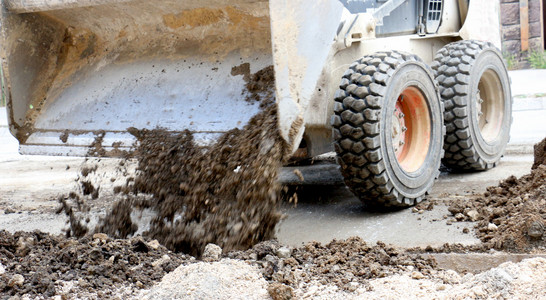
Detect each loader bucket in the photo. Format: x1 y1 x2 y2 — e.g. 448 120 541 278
1 0 274 156
1 0 348 156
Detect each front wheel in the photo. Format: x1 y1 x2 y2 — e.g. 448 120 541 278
332 51 444 208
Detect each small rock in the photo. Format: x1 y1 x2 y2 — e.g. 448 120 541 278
276 246 292 259
132 237 150 252
455 213 465 221
4 208 15 214
471 286 486 297
147 240 160 250
93 233 108 242
267 282 294 300
16 237 34 256
152 254 171 267
488 223 498 231
89 248 103 261
436 284 446 291
462 228 470 234
412 207 419 213
52 296 62 300
466 210 480 222
202 243 222 262
8 274 24 287
448 205 463 215
527 221 544 239
264 254 278 265
446 220 453 225
347 282 359 292
411 271 425 279
0 263 5 275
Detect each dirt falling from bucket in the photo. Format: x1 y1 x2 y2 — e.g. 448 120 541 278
128 106 288 256
60 66 290 256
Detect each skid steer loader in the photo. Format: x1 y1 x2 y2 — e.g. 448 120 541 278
1 0 512 208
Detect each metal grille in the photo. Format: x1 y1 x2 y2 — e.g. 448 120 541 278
426 0 443 34
427 0 442 21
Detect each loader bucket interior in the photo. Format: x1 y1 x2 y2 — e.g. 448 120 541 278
2 0 274 156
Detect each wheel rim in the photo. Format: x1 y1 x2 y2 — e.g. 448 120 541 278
476 69 504 143
392 86 431 173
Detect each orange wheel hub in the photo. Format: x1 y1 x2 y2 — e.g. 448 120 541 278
392 86 431 173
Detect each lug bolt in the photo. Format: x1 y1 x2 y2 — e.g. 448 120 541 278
478 112 483 117
478 98 484 104
399 113 405 118
399 141 405 146
402 126 407 132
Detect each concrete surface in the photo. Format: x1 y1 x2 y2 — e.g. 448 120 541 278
276 153 533 247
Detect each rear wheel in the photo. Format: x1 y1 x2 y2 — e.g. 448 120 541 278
432 40 512 171
332 51 444 208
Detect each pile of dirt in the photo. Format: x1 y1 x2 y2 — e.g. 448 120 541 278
0 230 190 298
228 237 437 293
447 137 546 252
0 230 437 298
59 66 289 256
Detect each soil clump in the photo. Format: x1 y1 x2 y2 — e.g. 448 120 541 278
447 137 546 252
228 237 437 292
0 230 189 298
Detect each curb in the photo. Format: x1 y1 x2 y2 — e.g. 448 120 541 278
424 253 546 274
512 96 546 111
505 145 535 155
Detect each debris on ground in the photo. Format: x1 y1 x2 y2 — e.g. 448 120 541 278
446 137 546 252
1 231 545 298
0 230 190 298
228 237 437 292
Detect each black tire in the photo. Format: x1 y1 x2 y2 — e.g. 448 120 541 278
332 51 444 208
432 40 512 171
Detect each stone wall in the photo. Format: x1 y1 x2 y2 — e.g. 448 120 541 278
500 0 544 57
